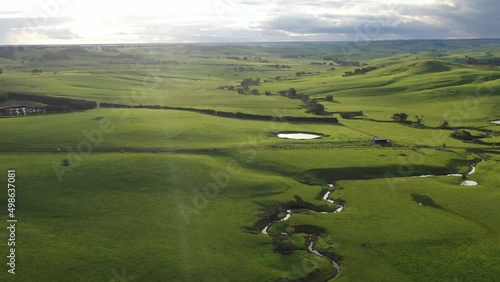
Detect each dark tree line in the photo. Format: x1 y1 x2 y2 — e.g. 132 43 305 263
392 112 409 123
343 66 378 77
100 103 339 124
466 56 500 66
0 93 7 102
451 130 473 141
240 77 261 87
0 47 16 59
7 93 97 111
278 88 328 115
264 64 291 69
278 88 309 101
340 111 363 119
331 58 360 66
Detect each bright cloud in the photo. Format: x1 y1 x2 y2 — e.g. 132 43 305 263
0 0 499 44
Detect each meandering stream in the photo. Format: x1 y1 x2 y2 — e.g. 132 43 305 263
308 236 341 275
407 161 481 186
259 159 482 279
261 183 343 279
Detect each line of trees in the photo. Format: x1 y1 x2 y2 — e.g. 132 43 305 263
466 56 500 66
264 64 291 69
340 111 364 119
7 93 97 111
391 113 425 127
278 88 328 115
100 103 339 124
343 66 377 77
0 93 8 102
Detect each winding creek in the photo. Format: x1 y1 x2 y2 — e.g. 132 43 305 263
407 161 481 186
261 183 343 279
308 236 341 275
259 159 482 279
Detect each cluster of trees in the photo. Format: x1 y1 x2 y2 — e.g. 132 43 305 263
278 88 327 115
100 103 338 123
0 68 3 74
340 111 363 119
240 77 261 87
465 56 500 66
218 77 263 95
101 58 181 66
451 130 473 141
217 85 236 91
238 89 260 95
332 58 360 66
311 62 327 65
263 64 291 69
305 100 325 115
296 71 312 76
282 54 304 58
233 66 255 72
226 56 246 60
342 66 377 77
0 46 16 59
278 88 309 101
31 69 43 74
7 93 97 111
391 112 409 123
391 113 425 127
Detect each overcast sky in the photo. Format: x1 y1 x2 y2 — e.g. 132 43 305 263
1 0 499 44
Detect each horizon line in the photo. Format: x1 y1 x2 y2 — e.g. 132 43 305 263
2 37 500 47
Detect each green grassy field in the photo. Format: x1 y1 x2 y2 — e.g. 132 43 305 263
0 40 499 281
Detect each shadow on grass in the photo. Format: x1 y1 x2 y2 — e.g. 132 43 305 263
300 164 452 182
293 225 328 235
410 193 443 209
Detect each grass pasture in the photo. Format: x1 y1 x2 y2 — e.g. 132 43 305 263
0 40 499 281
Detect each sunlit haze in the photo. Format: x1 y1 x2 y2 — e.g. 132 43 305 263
0 0 499 44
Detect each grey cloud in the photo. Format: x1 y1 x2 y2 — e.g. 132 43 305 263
1 0 500 44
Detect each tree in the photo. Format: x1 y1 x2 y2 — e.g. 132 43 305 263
62 159 71 166
0 68 3 74
306 101 325 115
451 130 473 141
272 235 294 255
413 115 424 127
392 113 408 123
439 120 450 129
325 95 333 101
340 111 363 119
